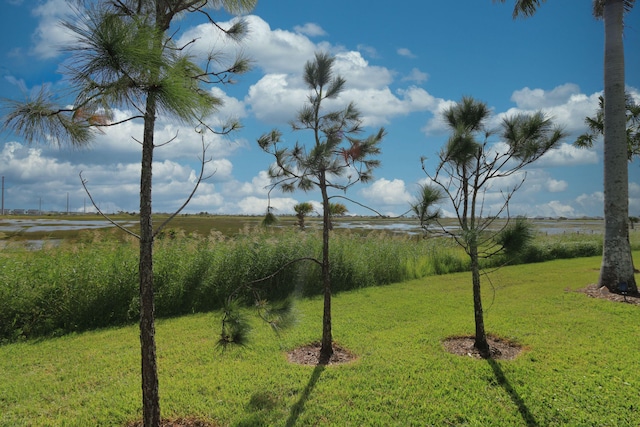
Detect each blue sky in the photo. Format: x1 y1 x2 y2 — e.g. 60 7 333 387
0 0 639 218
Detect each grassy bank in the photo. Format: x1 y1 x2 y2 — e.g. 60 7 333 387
0 254 638 426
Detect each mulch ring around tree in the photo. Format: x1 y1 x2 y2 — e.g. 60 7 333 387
442 335 524 360
286 342 358 366
125 417 219 427
575 283 640 305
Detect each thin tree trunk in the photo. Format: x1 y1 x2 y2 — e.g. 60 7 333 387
470 245 489 356
599 0 637 293
140 94 160 427
320 173 333 362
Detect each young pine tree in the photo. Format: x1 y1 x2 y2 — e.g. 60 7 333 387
414 96 565 356
258 52 385 361
3 2 256 425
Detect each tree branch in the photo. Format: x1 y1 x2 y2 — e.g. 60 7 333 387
328 194 412 218
153 134 213 237
79 171 141 239
231 256 323 299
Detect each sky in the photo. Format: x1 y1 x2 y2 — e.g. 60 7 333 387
0 0 639 218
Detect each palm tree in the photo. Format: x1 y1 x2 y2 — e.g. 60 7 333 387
415 97 565 356
494 0 637 294
574 93 640 161
294 202 314 229
326 202 348 230
329 202 349 216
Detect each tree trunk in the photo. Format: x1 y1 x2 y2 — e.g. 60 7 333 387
599 0 637 293
470 245 489 357
319 173 333 362
140 95 160 427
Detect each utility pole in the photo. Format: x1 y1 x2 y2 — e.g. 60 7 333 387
66 192 69 215
1 176 4 215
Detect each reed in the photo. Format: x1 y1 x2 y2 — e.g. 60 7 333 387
0 225 631 343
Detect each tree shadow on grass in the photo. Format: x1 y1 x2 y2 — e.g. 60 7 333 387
487 358 538 427
285 364 325 427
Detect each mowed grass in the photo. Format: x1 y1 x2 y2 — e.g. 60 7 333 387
1 253 638 426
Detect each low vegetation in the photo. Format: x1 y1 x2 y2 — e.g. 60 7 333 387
0 253 638 426
1 221 631 343
0 227 427 342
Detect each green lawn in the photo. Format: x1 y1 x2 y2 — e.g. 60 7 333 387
1 253 638 426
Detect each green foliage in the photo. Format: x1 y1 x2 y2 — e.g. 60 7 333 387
412 183 443 228
328 202 348 216
0 239 138 341
3 0 259 423
261 211 278 227
293 202 314 215
294 202 314 229
258 52 385 196
218 299 251 348
428 245 470 275
495 216 535 260
420 96 566 353
420 96 566 254
518 240 602 264
1 86 98 146
255 297 296 334
501 111 566 161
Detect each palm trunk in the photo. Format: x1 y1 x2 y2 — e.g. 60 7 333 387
319 173 333 362
599 0 637 293
140 95 160 427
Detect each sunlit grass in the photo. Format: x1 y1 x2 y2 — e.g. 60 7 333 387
1 253 638 426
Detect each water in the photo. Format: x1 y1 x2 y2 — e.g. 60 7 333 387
333 218 604 236
0 217 604 241
0 218 138 233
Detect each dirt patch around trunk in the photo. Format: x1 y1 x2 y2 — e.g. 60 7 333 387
442 335 524 360
126 417 219 427
286 342 358 366
575 283 640 305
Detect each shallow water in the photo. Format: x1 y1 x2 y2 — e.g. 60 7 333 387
0 218 138 233
333 219 604 235
0 217 605 239
533 220 603 235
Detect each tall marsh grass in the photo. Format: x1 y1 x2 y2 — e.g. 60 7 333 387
0 226 614 343
0 229 436 342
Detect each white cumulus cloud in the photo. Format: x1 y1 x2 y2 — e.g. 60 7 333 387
361 178 412 206
30 0 78 59
538 143 598 167
293 23 327 37
402 68 429 84
545 178 568 193
397 48 416 58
